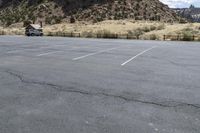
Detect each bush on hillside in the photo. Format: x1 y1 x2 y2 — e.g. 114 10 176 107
149 34 158 40
70 16 76 23
156 24 165 30
23 20 32 27
182 32 193 41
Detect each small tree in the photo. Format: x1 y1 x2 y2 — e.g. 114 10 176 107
70 16 76 23
23 20 32 27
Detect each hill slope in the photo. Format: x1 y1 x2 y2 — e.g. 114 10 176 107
0 0 179 26
173 6 200 22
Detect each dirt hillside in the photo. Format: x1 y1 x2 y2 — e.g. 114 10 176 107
0 0 180 26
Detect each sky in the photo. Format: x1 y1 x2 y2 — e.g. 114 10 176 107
160 0 200 8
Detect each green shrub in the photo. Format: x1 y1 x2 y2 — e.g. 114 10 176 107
150 25 157 31
143 26 150 32
198 37 200 41
70 16 76 23
45 17 52 24
54 16 62 24
82 31 94 38
96 30 117 38
182 32 193 41
45 16 62 24
23 20 32 27
128 29 143 37
157 24 165 30
149 34 158 40
96 16 104 22
179 18 187 24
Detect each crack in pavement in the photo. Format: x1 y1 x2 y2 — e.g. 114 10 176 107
3 69 200 111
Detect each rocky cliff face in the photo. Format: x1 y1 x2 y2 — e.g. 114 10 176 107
0 0 44 7
173 6 200 22
0 0 22 7
0 0 179 26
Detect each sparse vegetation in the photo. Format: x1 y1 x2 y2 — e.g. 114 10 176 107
0 0 180 26
81 31 95 38
45 16 62 24
70 16 76 23
96 30 118 38
182 32 194 41
157 24 165 30
149 34 158 40
1 20 200 41
128 29 143 38
0 1 64 26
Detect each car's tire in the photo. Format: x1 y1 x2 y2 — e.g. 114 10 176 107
30 33 34 36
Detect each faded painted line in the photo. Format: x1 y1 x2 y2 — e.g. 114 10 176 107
37 51 62 56
7 50 25 53
73 47 119 60
71 46 92 49
121 46 157 66
43 45 70 48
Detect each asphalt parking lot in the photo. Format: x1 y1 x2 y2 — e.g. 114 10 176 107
0 36 200 133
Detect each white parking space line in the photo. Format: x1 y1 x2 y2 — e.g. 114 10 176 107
121 46 157 66
73 47 119 60
37 51 62 56
45 45 90 49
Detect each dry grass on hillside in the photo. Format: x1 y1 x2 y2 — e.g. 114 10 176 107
1 20 200 41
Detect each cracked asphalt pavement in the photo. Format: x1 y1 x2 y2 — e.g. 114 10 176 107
0 36 200 133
